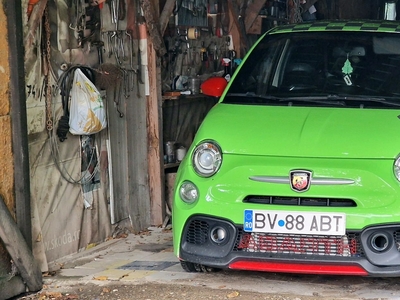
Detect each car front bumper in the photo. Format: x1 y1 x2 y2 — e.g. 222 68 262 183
178 215 400 277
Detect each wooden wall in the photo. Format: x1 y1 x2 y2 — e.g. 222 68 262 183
315 0 380 20
0 0 15 275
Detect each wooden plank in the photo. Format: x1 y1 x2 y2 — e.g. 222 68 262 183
147 32 165 226
247 15 262 35
226 7 241 58
0 195 42 292
8 0 33 250
159 0 176 36
141 0 167 56
227 0 249 56
244 0 267 33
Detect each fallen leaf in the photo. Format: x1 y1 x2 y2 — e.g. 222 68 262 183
93 276 108 281
86 243 97 250
45 291 63 298
227 291 240 298
116 233 128 239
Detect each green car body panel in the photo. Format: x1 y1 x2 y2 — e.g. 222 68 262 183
172 20 400 276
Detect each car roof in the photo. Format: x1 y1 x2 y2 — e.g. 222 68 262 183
268 20 400 35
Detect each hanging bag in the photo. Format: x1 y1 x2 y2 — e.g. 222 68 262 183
69 68 107 135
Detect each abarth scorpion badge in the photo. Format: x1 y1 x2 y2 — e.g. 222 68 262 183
290 170 312 192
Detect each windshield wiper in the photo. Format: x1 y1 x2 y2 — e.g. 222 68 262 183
226 93 400 107
278 96 346 106
227 92 281 100
224 93 283 104
227 93 346 106
325 94 400 107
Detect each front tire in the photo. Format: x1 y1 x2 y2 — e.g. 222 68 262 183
180 261 221 273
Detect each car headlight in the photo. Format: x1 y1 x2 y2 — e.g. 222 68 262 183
394 155 400 181
179 181 199 204
192 141 222 177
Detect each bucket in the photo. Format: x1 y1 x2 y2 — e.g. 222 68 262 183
176 146 187 162
188 77 201 95
164 141 176 163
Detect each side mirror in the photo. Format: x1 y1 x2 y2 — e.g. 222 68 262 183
201 77 228 97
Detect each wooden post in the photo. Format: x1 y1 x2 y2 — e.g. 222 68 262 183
227 0 250 56
159 0 176 35
145 2 165 225
244 0 267 33
0 196 42 292
141 0 167 57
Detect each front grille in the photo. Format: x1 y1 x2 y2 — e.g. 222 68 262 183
233 229 364 257
243 195 357 207
393 230 400 251
185 219 209 245
184 217 364 258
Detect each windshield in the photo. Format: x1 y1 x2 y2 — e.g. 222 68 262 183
225 31 400 108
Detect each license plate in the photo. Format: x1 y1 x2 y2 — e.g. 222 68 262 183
244 210 346 236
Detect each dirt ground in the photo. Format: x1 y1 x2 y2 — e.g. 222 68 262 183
11 227 399 300
16 282 354 300
14 270 396 300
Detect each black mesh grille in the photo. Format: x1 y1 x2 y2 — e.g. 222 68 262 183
185 219 209 245
243 195 357 207
394 230 400 251
233 229 364 257
185 217 364 258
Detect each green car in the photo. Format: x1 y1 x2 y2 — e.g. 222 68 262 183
173 20 400 276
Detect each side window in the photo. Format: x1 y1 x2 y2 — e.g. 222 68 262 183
228 38 286 95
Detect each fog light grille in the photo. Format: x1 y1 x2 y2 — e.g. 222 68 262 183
393 230 400 251
185 219 209 245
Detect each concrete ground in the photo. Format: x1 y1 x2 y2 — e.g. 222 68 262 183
15 227 400 300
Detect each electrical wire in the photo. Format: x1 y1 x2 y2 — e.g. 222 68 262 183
47 64 101 185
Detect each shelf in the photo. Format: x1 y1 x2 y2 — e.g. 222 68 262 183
162 94 210 102
164 162 180 169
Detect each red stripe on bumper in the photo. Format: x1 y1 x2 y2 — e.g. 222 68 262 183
229 261 368 276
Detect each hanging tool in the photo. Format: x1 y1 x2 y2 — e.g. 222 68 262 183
119 0 126 20
126 30 136 91
229 49 236 75
136 0 146 89
200 41 208 74
208 42 217 72
126 0 144 97
107 31 114 58
92 40 105 64
109 0 119 31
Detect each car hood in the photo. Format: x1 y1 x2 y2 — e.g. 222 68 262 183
194 103 400 159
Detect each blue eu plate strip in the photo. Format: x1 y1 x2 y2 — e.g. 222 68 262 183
244 210 253 231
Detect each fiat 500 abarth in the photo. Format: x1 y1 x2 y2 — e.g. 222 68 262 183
172 20 400 276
